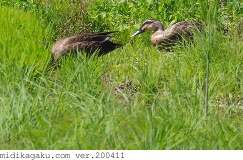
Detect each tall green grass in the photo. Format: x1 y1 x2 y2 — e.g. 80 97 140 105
0 0 243 149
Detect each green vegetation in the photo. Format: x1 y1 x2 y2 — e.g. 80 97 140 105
0 0 243 149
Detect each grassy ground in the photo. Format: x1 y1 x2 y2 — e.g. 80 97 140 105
0 0 243 149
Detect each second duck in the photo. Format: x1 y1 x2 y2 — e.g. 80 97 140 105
131 19 202 51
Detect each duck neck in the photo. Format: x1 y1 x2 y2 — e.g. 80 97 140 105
155 24 164 31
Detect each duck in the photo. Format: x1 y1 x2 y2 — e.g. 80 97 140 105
130 19 202 51
51 31 123 62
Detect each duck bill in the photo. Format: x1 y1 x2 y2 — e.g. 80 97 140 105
130 29 143 38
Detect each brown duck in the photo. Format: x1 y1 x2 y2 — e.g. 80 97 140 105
51 31 123 62
131 19 202 51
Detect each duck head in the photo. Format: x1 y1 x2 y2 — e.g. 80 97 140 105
130 19 165 37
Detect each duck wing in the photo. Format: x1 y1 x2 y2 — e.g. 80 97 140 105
67 38 123 57
51 31 122 62
56 31 116 45
162 21 198 40
152 21 202 51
